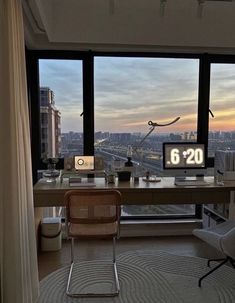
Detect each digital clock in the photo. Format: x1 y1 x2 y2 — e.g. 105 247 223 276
163 142 206 169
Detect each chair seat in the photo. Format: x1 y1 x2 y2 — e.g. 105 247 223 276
201 220 235 235
193 220 235 286
68 221 118 238
193 220 235 253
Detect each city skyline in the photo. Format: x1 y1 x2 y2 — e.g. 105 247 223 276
39 58 235 133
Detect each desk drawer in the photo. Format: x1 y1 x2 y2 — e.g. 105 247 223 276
34 192 65 207
192 191 230 204
152 192 192 204
122 192 152 205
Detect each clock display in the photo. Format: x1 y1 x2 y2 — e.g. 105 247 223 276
74 156 95 170
163 143 205 169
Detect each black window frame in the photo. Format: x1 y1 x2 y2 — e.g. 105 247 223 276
204 54 235 166
26 49 214 220
26 50 94 183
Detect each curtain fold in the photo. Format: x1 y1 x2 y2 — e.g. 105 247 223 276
0 0 39 302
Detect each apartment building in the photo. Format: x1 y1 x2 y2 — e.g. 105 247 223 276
40 87 61 157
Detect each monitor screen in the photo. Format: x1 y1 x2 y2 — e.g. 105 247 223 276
74 156 94 170
163 142 206 171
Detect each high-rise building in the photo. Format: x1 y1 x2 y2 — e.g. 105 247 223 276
40 87 61 157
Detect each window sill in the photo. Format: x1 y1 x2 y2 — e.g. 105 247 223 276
120 219 202 237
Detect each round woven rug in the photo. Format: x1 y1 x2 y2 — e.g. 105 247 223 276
38 250 235 303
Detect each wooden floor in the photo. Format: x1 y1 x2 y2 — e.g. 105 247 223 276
38 235 223 281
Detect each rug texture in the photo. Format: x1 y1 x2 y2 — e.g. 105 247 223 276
38 250 235 302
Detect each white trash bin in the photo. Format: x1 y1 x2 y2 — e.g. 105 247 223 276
41 217 62 251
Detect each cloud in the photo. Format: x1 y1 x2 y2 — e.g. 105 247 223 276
39 58 234 133
39 60 83 108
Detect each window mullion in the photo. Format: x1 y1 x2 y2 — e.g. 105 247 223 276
197 54 210 161
83 53 94 155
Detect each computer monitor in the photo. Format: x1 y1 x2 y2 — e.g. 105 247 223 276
162 142 206 177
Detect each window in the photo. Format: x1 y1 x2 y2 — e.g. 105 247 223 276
28 51 208 219
209 63 235 157
94 56 200 217
41 113 48 125
39 59 83 158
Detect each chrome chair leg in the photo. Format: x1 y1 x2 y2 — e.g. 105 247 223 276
113 237 120 294
71 238 74 262
66 238 75 296
66 262 75 296
113 236 116 262
66 237 120 298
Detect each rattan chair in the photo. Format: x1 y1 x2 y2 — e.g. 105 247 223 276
64 189 122 298
193 220 235 287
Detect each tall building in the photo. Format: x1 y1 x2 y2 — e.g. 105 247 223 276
40 87 61 157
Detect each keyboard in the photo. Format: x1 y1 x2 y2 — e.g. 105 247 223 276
69 182 96 187
175 179 208 186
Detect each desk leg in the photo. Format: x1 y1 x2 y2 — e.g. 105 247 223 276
34 207 43 250
229 191 235 220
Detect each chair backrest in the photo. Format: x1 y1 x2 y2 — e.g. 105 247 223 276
64 189 122 225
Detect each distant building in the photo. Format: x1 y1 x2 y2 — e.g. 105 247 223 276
40 87 61 157
60 131 83 156
214 131 221 140
169 133 182 141
189 131 197 141
95 131 103 140
223 132 232 140
232 132 235 140
110 133 131 143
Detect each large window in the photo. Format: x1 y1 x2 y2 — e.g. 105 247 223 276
29 51 221 219
39 59 83 158
94 56 200 217
209 63 235 157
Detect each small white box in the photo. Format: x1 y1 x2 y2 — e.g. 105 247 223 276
214 150 235 181
41 217 62 251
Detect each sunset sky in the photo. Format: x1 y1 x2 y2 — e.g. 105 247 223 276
39 58 235 134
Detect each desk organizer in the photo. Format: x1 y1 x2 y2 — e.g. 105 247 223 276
60 169 105 183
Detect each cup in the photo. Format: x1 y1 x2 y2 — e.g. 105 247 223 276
216 171 224 185
133 176 139 183
106 174 115 184
117 171 131 181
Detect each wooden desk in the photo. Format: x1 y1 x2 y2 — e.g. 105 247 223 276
33 177 235 219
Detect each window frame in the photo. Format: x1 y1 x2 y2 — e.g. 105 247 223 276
204 54 235 166
26 50 94 183
26 49 213 220
204 54 235 223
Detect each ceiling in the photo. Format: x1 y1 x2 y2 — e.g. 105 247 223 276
22 0 235 53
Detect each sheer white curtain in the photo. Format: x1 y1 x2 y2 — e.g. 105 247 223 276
0 0 39 302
